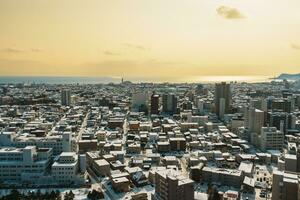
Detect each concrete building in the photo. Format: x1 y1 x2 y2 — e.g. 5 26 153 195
61 89 71 106
162 94 177 115
92 159 110 177
272 170 300 200
132 91 148 112
260 127 284 152
0 132 75 155
247 108 264 134
151 94 160 115
169 138 186 151
52 152 84 185
0 146 52 185
245 108 264 146
285 154 297 172
201 167 242 188
215 82 231 118
153 169 194 200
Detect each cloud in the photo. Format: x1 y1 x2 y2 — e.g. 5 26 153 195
1 48 24 53
31 48 43 52
1 47 43 54
103 50 122 56
216 6 245 20
122 43 149 51
147 59 185 65
291 43 300 50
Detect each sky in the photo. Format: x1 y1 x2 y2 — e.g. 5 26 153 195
0 0 300 81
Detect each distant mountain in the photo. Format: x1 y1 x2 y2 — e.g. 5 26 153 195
276 73 300 80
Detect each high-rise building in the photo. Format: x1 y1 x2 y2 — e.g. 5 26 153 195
247 108 265 133
245 107 264 146
215 82 231 118
131 91 148 112
162 94 177 115
150 94 160 115
297 146 300 173
266 112 295 134
61 89 71 106
272 170 299 200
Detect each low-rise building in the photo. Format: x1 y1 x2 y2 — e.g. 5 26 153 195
52 152 84 185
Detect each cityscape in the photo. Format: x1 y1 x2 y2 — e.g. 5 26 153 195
0 78 299 200
1 0 300 200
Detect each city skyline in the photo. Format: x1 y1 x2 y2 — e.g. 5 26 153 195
1 0 300 80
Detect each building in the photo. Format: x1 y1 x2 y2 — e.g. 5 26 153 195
260 127 284 152
169 138 186 151
201 167 242 188
151 94 160 115
272 170 300 200
78 139 98 153
52 152 85 185
285 154 297 172
0 146 52 185
153 169 194 200
266 112 295 134
10 132 75 155
92 159 110 177
247 108 264 134
162 94 177 115
61 89 71 106
245 108 264 146
132 91 148 112
215 82 231 118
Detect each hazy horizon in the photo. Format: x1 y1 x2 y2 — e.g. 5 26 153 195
0 75 274 84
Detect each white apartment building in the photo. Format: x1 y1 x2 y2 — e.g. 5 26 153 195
0 146 52 185
260 127 284 152
0 132 76 155
52 152 85 185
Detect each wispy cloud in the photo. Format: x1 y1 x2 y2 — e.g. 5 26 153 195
103 50 122 56
31 48 43 52
122 43 149 51
216 6 245 20
1 47 43 54
1 48 24 53
291 43 300 50
147 59 185 65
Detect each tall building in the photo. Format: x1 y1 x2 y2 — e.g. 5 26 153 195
153 169 194 200
297 147 300 173
266 112 295 134
215 82 231 118
150 94 160 115
162 94 177 115
260 127 283 152
245 107 264 146
61 89 71 106
131 91 148 112
247 108 265 133
272 170 299 200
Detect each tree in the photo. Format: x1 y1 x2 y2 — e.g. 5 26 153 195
87 189 104 200
64 190 75 200
5 189 22 200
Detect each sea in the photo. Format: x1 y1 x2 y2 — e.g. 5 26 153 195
0 76 272 85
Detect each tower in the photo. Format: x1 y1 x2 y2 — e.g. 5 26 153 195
215 82 231 118
61 89 71 106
